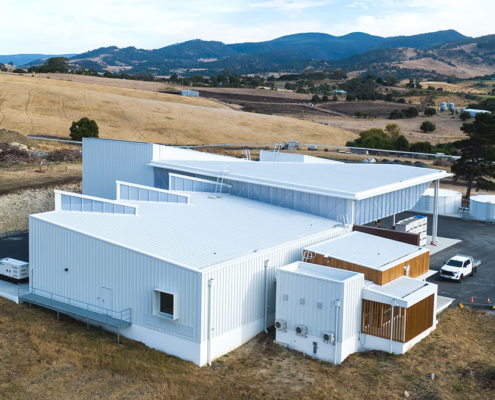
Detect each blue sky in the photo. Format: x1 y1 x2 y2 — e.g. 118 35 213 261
1 0 494 54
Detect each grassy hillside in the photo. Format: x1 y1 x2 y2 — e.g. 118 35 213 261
0 297 494 399
0 73 356 145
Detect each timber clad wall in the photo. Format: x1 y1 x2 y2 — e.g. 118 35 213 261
405 294 434 342
361 300 406 342
352 225 420 246
361 295 435 343
304 251 430 285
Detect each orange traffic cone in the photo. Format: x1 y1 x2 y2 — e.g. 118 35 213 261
470 296 474 303
488 298 491 304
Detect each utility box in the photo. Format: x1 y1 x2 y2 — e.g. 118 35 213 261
0 258 29 283
395 216 427 246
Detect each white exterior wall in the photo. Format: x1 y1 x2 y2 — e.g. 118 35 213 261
259 150 341 164
198 226 350 365
153 145 241 162
354 182 430 225
275 266 364 364
470 196 495 222
83 139 155 200
29 217 203 353
411 189 462 215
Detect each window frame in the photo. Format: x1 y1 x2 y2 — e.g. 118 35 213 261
153 289 178 321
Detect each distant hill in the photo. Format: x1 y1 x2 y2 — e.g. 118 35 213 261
22 30 473 75
0 54 76 66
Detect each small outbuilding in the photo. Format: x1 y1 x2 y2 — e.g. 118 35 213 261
180 90 199 97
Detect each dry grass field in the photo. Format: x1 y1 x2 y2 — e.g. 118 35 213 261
0 298 494 400
0 73 356 146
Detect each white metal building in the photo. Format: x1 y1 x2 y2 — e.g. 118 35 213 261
259 150 343 164
24 138 450 366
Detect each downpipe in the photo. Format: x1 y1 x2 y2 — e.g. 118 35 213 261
264 260 270 334
207 278 214 366
334 299 340 365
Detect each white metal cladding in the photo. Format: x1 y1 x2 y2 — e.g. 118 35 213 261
83 139 154 200
229 180 348 220
468 195 495 222
259 150 342 164
275 264 363 342
411 188 462 215
56 190 138 216
200 226 351 342
153 144 241 162
117 181 189 204
29 217 203 343
169 174 229 194
353 182 430 225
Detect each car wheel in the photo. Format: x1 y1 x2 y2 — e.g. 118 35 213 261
460 274 464 281
472 267 477 276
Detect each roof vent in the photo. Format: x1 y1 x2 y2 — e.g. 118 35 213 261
208 195 221 199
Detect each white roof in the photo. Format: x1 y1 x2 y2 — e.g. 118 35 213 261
364 276 428 299
279 261 361 283
149 160 450 200
1 258 28 266
305 231 425 270
470 195 495 204
32 191 343 270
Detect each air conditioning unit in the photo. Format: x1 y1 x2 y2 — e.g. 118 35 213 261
275 319 287 331
295 325 308 337
322 332 335 344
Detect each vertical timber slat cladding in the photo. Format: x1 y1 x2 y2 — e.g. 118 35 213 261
405 294 434 342
361 299 406 342
304 251 429 286
352 225 420 246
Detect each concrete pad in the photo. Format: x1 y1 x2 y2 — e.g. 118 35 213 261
0 280 19 303
426 236 462 255
436 296 455 314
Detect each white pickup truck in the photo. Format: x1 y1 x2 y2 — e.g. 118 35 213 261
439 254 481 281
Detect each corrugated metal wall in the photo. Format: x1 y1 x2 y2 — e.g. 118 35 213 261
275 268 363 341
154 145 241 162
169 174 229 194
259 150 340 164
83 139 154 200
29 217 203 343
229 180 348 221
200 227 351 342
353 183 430 225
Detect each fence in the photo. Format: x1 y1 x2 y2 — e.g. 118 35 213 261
353 225 420 246
181 142 461 161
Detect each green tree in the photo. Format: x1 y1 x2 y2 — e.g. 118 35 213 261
69 117 99 141
397 98 406 104
420 121 436 133
459 111 472 121
385 93 394 102
322 95 329 102
385 124 401 140
332 95 338 102
451 113 495 198
396 135 410 151
311 95 321 103
410 141 432 153
406 79 415 88
12 68 26 73
415 78 422 89
425 108 436 117
385 74 399 86
169 73 179 83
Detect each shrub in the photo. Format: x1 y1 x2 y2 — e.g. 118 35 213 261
425 108 437 117
69 117 99 141
12 68 26 73
322 95 329 102
346 94 355 101
311 95 321 103
459 111 472 121
410 141 433 153
397 98 406 104
420 121 436 133
0 67 7 72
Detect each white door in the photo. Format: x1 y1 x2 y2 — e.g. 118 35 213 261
101 287 113 310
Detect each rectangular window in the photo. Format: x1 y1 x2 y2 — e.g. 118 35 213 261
153 289 178 320
160 292 174 316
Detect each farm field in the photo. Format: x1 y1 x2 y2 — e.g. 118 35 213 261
0 73 357 146
0 298 494 400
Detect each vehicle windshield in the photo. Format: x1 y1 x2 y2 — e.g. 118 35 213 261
446 260 463 268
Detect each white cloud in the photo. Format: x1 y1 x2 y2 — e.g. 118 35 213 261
250 0 332 10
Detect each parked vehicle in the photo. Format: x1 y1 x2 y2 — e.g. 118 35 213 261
440 255 481 281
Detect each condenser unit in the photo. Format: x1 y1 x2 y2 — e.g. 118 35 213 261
0 258 29 283
275 320 287 331
322 332 335 344
295 325 308 337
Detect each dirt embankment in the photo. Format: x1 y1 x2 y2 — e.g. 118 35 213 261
0 182 81 234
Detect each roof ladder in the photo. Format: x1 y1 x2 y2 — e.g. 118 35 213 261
242 149 251 161
486 202 494 224
274 144 282 161
214 163 229 196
